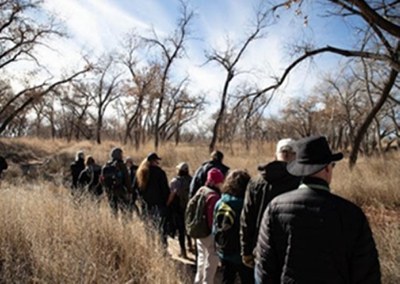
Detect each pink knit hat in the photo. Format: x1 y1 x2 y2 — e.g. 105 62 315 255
206 168 224 186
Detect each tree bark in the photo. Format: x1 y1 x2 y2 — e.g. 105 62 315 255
349 68 398 168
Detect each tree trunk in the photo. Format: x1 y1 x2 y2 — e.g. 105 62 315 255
209 72 233 153
349 68 398 168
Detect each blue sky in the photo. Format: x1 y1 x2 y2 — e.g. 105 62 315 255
38 0 356 116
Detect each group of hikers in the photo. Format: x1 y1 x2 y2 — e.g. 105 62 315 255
69 135 381 284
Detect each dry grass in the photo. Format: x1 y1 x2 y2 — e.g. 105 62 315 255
0 137 399 283
333 154 400 208
331 155 400 284
0 181 189 283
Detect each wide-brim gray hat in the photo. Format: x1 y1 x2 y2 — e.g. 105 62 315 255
287 136 343 177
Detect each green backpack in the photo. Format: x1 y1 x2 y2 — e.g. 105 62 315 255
185 186 213 239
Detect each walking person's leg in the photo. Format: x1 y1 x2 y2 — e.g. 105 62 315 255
202 234 219 284
176 213 187 258
238 262 255 284
194 239 206 284
221 259 238 284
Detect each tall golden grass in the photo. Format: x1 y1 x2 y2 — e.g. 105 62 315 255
0 182 190 283
0 137 399 283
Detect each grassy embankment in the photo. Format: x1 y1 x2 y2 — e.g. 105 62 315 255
0 137 399 283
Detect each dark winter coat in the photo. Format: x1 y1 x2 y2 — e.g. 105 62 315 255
139 165 170 210
78 164 103 196
240 160 300 256
103 159 131 198
128 164 138 201
255 177 381 284
70 158 85 189
189 160 229 198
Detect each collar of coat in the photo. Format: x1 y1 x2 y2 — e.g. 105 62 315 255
299 176 331 192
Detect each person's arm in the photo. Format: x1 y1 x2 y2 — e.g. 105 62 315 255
350 212 381 284
160 169 170 205
77 169 87 188
240 179 259 263
167 179 177 206
254 205 280 284
189 166 203 198
120 162 131 192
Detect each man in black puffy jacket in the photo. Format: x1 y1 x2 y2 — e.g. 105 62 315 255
240 139 300 268
255 136 381 284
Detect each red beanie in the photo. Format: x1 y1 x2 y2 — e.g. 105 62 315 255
206 168 224 186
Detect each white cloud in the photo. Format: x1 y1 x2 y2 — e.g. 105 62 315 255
34 0 330 117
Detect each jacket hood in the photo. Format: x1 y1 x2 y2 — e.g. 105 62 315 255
257 160 292 183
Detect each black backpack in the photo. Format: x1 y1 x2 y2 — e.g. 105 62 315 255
101 161 124 190
213 201 239 253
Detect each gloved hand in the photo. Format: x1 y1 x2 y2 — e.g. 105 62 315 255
242 254 255 268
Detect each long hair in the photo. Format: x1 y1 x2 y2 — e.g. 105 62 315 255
221 169 250 198
136 158 150 191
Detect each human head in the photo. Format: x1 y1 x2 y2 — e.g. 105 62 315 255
147 152 161 165
276 138 296 162
221 169 251 198
176 162 189 176
76 151 84 161
211 150 224 162
125 157 133 167
110 147 123 161
205 168 225 188
287 136 343 184
85 156 95 166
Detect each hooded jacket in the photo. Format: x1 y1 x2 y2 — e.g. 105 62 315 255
240 160 301 257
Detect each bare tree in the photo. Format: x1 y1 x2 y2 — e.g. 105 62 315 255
158 87 205 144
73 56 122 144
142 1 194 150
249 0 400 167
0 0 90 135
205 6 272 152
119 35 161 146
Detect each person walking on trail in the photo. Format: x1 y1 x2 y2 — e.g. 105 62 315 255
189 150 229 198
136 152 170 248
0 155 8 180
193 168 224 284
70 150 85 190
255 136 381 284
78 155 103 198
167 162 193 258
240 138 300 269
101 148 131 216
213 169 253 284
125 157 139 215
